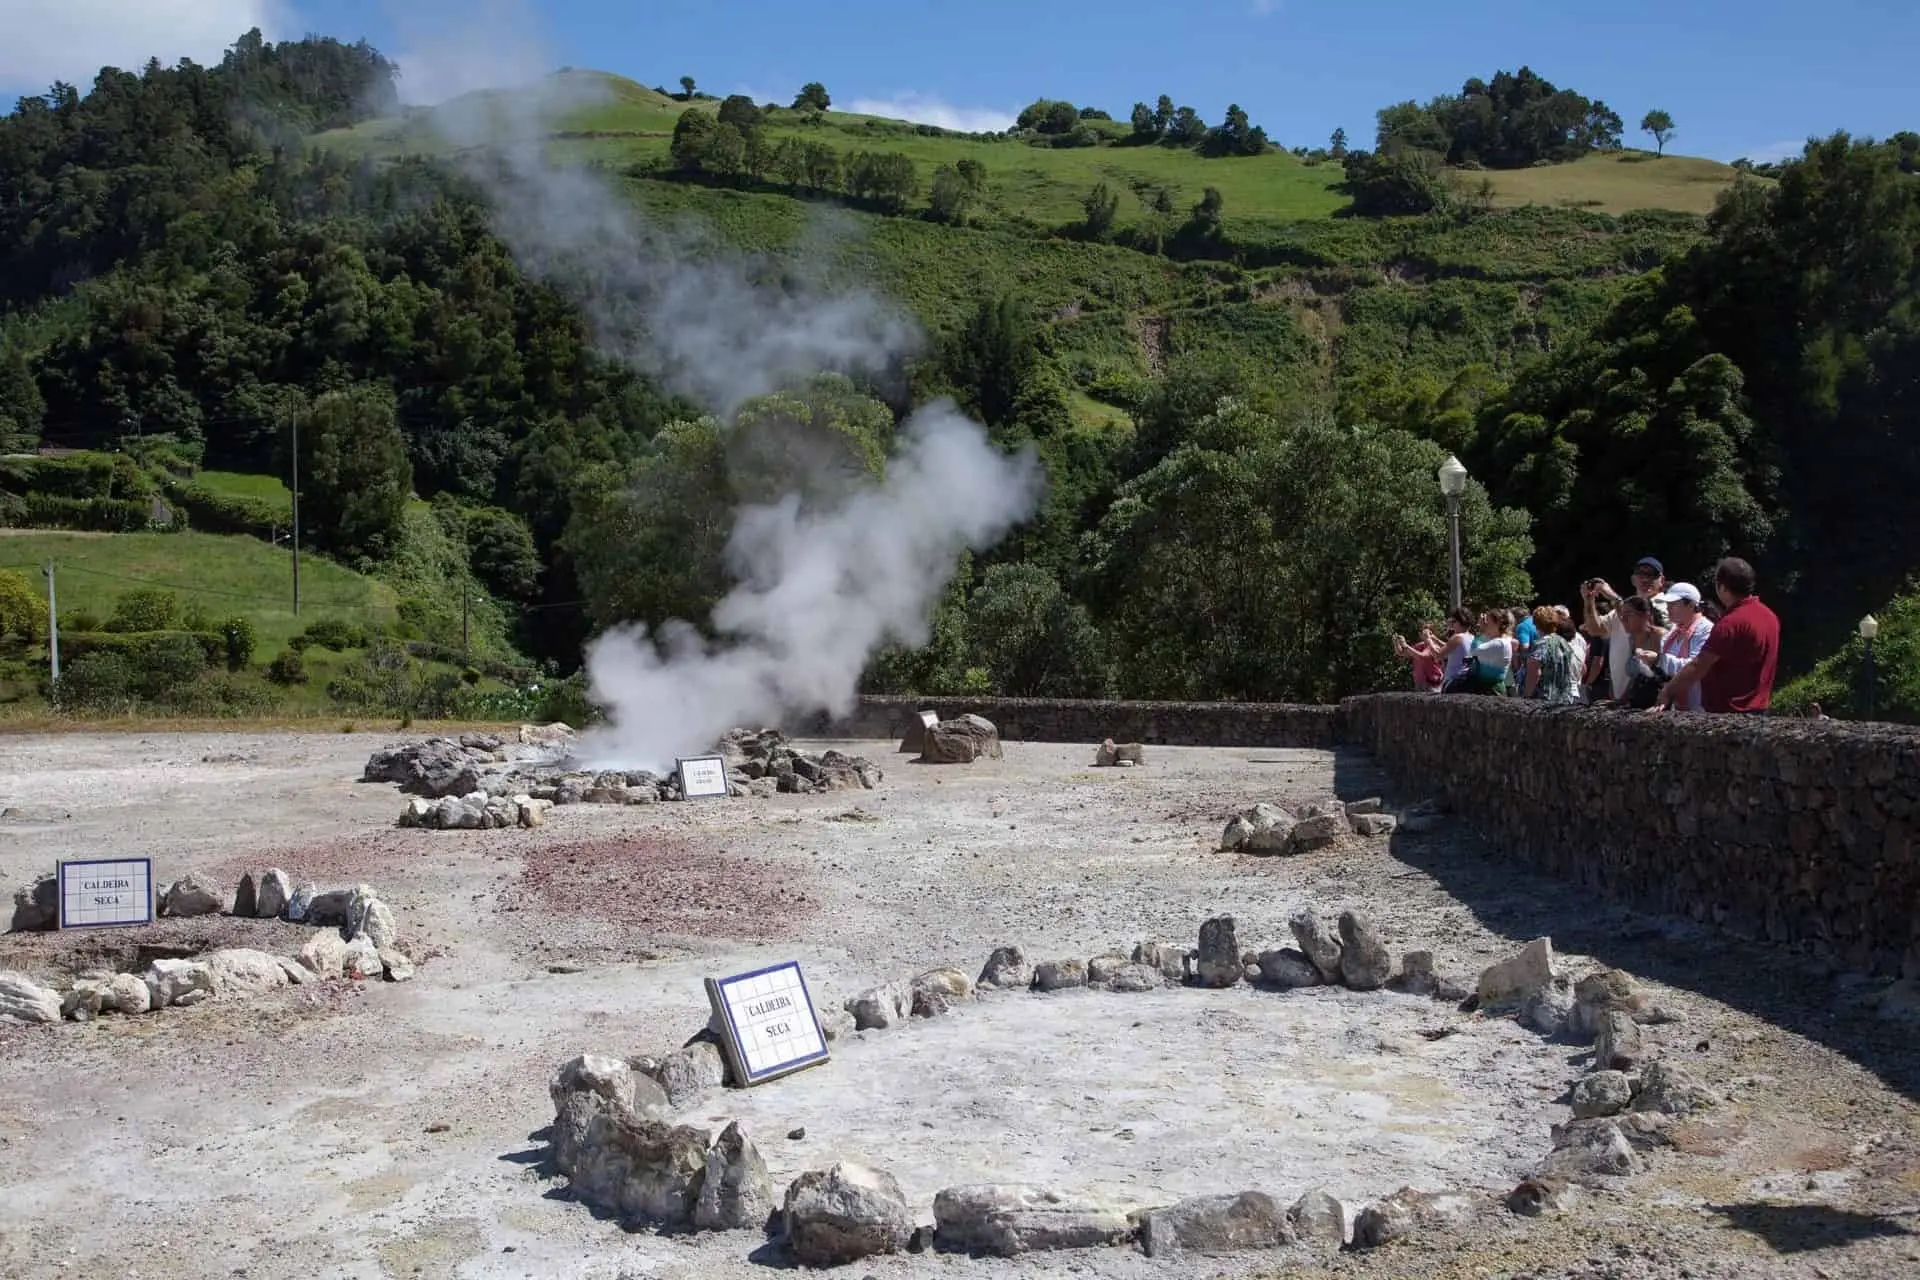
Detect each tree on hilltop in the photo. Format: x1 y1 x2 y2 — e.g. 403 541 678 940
1330 127 1348 158
718 94 763 129
679 75 696 100
793 81 830 111
1641 109 1676 156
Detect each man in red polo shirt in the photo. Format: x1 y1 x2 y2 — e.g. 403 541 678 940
1653 557 1780 714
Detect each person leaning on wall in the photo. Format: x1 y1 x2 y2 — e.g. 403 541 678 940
1652 557 1781 716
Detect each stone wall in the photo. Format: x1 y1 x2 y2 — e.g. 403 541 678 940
1341 694 1920 980
806 697 1341 749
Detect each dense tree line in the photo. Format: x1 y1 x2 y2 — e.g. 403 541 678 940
1375 67 1624 168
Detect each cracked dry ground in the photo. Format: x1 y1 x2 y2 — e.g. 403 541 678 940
0 731 1917 1280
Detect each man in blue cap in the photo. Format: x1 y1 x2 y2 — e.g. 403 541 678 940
1580 556 1670 702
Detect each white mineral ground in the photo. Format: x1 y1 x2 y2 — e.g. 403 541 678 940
1 734 1918 1280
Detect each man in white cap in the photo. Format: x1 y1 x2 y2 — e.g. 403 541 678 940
1647 581 1714 710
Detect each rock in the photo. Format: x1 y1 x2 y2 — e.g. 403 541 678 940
1541 1118 1639 1180
341 935 382 979
9 873 58 932
566 1108 712 1226
255 869 291 919
1099 963 1164 993
298 931 350 978
648 1040 729 1106
519 722 576 745
232 873 258 919
694 1121 776 1231
977 946 1033 991
106 973 151 1014
1085 954 1130 986
517 797 554 828
345 885 397 951
1194 916 1242 988
1221 803 1296 853
159 874 223 918
1287 812 1346 852
304 888 353 928
1093 741 1145 768
933 1184 1134 1256
912 967 973 1003
141 958 214 1008
1594 1010 1646 1070
1137 1191 1293 1257
783 1162 915 1266
919 714 1003 765
1350 813 1398 838
1033 959 1087 992
1521 979 1576 1035
1570 968 1645 1039
1351 1195 1416 1249
1132 941 1188 982
1477 937 1558 1010
1569 1070 1634 1118
910 986 954 1018
0 972 62 1023
1506 1175 1576 1217
62 980 108 1021
1289 911 1343 983
1344 797 1384 816
1390 950 1444 997
817 1004 855 1044
1287 1188 1349 1247
550 1054 671 1174
1337 912 1392 990
1257 948 1323 988
203 948 292 1000
1632 1061 1718 1116
379 948 415 982
846 984 910 1031
362 738 486 798
284 883 317 923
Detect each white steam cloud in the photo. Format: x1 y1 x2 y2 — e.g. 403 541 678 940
400 16 1042 770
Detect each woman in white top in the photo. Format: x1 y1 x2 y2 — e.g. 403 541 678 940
1435 607 1476 689
1646 582 1714 710
1470 609 1515 690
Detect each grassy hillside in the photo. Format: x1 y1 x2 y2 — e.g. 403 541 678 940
1480 150 1749 215
0 531 396 650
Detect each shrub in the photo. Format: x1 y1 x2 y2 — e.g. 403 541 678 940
221 616 256 671
20 494 150 532
126 633 213 698
266 650 309 685
107 588 179 633
52 652 137 712
0 569 40 642
165 482 284 535
58 609 101 634
162 674 282 716
302 617 369 651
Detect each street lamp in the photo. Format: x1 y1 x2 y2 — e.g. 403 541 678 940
1860 614 1880 719
1437 455 1468 611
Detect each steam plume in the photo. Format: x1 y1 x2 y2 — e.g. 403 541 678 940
404 17 1042 768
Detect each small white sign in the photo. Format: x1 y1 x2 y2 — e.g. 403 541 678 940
676 755 730 800
58 858 153 929
705 961 830 1086
918 709 940 732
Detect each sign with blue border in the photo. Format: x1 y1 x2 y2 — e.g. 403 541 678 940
676 755 730 800
704 960 831 1086
57 858 154 929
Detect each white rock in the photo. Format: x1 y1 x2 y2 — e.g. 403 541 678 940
378 947 415 982
933 1184 1134 1256
1478 937 1559 1010
159 874 224 918
341 935 382 979
106 972 152 1014
62 980 110 1022
142 959 214 1009
298 931 350 978
203 948 291 1000
516 796 553 828
254 868 292 919
345 886 397 951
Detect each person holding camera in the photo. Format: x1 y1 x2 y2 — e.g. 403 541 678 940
1582 557 1670 702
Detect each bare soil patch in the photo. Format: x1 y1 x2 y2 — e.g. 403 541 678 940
514 833 822 939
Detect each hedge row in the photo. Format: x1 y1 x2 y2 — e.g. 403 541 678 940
163 482 284 536
59 630 225 667
14 494 157 532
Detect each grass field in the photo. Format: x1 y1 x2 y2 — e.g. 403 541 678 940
0 532 398 651
315 70 1746 229
195 470 293 514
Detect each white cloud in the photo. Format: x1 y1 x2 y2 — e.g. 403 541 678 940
1251 0 1280 13
846 93 1016 135
388 0 555 106
0 0 287 92
1737 138 1807 165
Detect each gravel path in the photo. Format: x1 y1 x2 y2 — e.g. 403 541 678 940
0 731 1916 1280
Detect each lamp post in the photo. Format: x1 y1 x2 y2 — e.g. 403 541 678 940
1859 614 1880 719
1437 455 1468 612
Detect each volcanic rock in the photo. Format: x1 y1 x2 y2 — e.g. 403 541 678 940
783 1162 915 1266
933 1184 1134 1256
920 714 1003 764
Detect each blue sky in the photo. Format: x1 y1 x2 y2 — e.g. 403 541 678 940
2 0 1913 164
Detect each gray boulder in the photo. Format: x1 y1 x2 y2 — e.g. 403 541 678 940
1256 948 1323 989
1093 741 1145 767
920 714 1003 765
0 971 61 1023
1337 911 1392 990
1288 911 1344 982
159 874 223 918
1099 963 1165 993
303 888 354 928
1193 916 1243 988
345 885 397 951
362 738 486 799
232 872 259 918
566 1109 711 1225
646 1039 729 1106
1033 959 1087 991
1632 1061 1718 1116
933 1184 1134 1256
1594 1010 1646 1070
1569 1070 1634 1119
1221 803 1297 854
1350 813 1398 837
1287 812 1346 852
977 945 1033 991
1131 941 1188 982
1541 1118 1639 1180
783 1162 915 1266
693 1121 775 1231
1569 968 1647 1039
9 873 57 932
846 983 910 1030
1478 937 1558 1010
141 958 214 1008
204 948 292 1001
1286 1188 1349 1247
1136 1191 1292 1258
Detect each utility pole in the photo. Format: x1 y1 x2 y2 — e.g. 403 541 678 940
462 589 471 658
289 413 301 618
42 559 59 683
